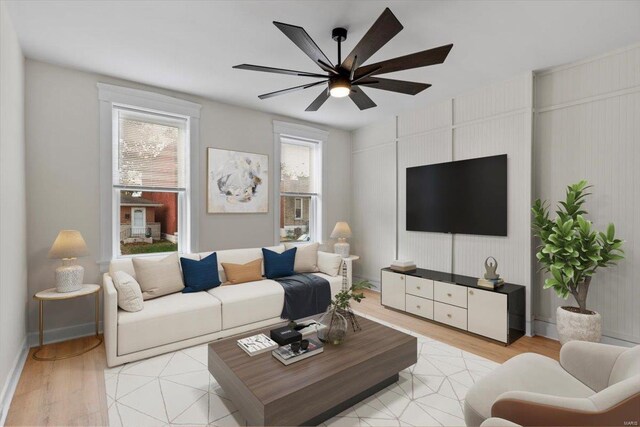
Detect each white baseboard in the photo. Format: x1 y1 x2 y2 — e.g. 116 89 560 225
27 321 104 348
0 337 28 426
534 319 636 347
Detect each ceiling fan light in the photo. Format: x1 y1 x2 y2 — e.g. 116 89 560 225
329 78 351 98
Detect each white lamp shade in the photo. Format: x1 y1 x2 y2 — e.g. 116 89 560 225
48 230 89 259
330 222 352 239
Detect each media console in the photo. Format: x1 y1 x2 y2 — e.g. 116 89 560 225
380 267 525 345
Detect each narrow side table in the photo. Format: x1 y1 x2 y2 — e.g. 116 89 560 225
33 284 102 361
341 255 360 289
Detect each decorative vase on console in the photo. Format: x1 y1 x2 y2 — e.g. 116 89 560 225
532 180 624 345
317 279 372 345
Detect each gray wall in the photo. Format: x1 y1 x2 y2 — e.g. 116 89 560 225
533 45 640 344
24 59 351 337
0 2 28 419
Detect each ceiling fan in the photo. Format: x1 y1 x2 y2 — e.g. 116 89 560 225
233 8 453 111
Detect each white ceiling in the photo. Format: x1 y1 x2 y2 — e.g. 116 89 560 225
6 1 640 130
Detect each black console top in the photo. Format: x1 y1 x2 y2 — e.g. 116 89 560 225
381 267 524 295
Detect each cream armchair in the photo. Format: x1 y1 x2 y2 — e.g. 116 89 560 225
464 341 640 426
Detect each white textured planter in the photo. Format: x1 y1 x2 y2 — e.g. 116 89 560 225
556 306 602 345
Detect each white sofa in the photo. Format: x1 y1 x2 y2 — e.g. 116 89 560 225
103 245 347 367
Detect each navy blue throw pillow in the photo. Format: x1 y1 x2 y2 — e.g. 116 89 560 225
181 252 221 293
262 247 297 279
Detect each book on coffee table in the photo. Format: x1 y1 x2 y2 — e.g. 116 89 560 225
237 333 278 356
272 338 323 365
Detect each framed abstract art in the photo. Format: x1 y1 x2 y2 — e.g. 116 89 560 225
207 148 269 213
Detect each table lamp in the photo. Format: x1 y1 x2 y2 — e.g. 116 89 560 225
331 221 352 258
48 230 89 292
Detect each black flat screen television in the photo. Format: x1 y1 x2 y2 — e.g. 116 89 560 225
406 154 507 236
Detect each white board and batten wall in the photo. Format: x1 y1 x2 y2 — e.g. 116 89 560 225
353 43 640 345
352 72 535 335
533 44 640 345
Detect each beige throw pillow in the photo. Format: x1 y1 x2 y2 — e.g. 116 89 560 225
111 271 144 312
285 242 320 273
318 251 343 277
132 253 184 300
221 259 263 285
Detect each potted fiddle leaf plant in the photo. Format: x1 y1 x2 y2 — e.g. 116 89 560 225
532 180 624 345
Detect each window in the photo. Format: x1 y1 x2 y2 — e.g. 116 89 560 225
294 198 303 219
279 137 321 242
113 107 188 256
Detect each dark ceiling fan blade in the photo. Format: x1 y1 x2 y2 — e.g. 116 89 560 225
258 80 327 100
351 66 382 84
317 60 339 75
306 89 330 111
354 77 431 95
233 64 328 78
273 21 335 72
341 7 403 72
354 44 453 78
349 88 377 110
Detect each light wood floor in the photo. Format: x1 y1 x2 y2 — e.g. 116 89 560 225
6 289 560 426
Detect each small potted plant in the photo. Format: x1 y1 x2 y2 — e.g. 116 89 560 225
318 280 372 345
532 180 624 345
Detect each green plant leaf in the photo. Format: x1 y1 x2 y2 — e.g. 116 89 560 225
606 223 615 242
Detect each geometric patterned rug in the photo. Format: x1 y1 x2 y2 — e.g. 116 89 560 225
104 313 499 426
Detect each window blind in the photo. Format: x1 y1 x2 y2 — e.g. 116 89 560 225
280 138 317 195
116 108 186 189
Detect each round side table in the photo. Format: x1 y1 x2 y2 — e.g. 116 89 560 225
33 284 103 361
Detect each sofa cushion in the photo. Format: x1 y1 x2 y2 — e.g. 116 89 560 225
222 259 263 285
110 253 199 280
263 247 296 279
117 291 222 355
133 253 185 300
285 242 320 273
207 279 284 329
318 251 343 276
180 252 221 293
111 271 143 312
201 245 284 283
464 353 594 426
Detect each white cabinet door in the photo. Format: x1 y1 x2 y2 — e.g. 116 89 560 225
467 288 508 343
381 271 405 310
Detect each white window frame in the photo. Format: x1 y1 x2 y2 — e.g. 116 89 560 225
294 197 303 220
98 83 201 269
273 121 328 244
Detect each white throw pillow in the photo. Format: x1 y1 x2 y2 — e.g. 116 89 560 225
111 271 144 312
317 251 343 277
132 253 185 300
285 242 320 273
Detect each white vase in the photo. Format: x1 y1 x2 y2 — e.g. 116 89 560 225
556 306 602 345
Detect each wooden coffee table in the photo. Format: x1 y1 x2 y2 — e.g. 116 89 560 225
208 315 417 426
